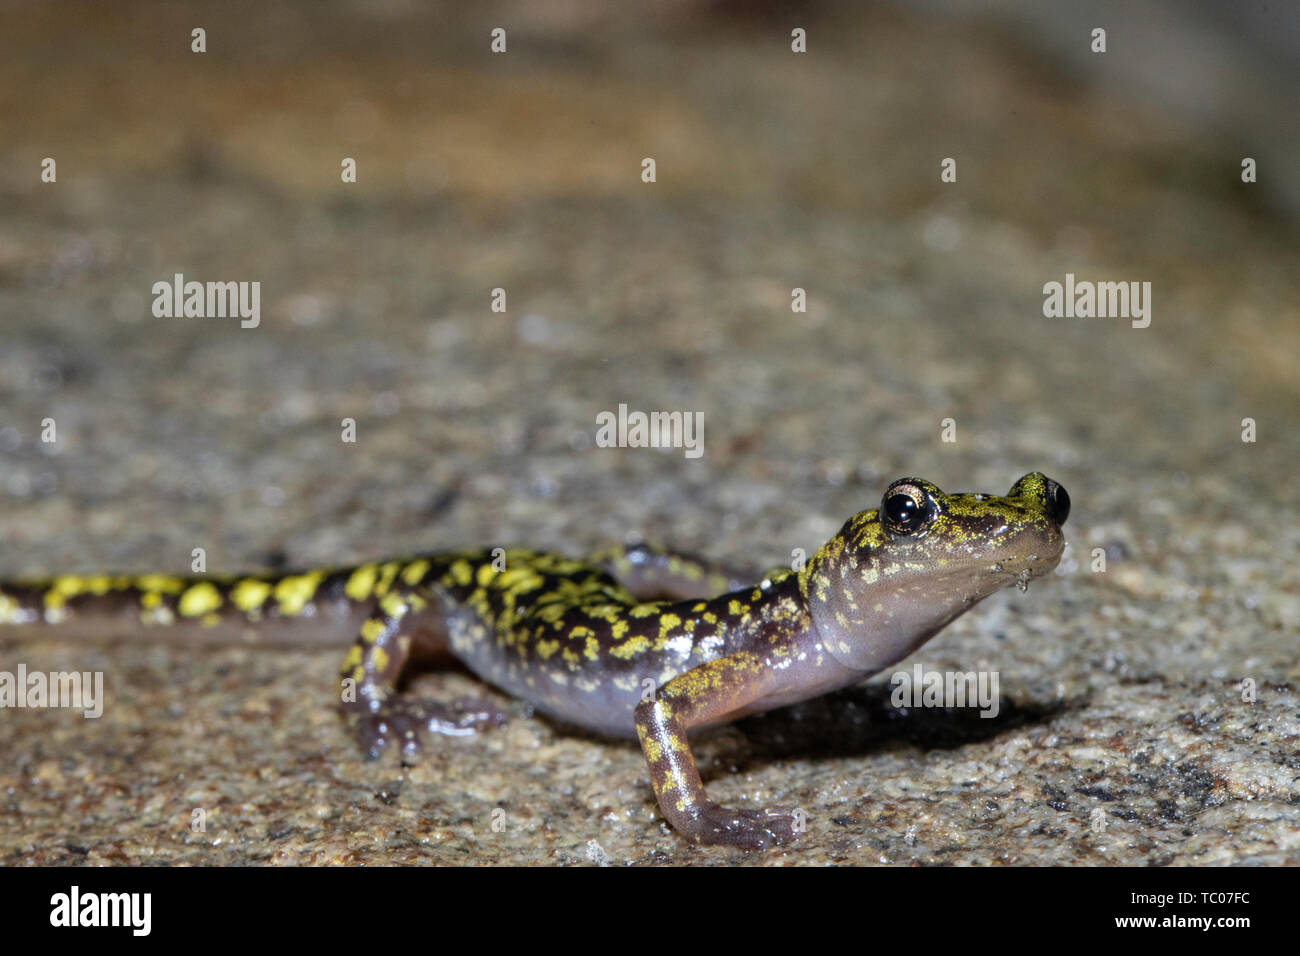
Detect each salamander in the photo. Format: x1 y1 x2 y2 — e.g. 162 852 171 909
0 472 1069 848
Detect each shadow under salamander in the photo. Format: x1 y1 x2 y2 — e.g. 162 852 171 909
729 681 1069 761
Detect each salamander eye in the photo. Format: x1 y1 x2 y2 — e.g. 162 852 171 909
1045 479 1070 526
1009 472 1070 526
881 481 938 537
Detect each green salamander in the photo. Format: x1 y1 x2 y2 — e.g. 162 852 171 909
0 472 1069 847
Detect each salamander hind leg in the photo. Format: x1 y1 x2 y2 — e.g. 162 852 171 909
635 651 801 848
339 583 506 760
592 542 752 602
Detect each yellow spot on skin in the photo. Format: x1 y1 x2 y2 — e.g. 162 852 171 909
179 581 223 617
345 564 377 601
611 635 651 660
135 574 185 594
610 619 629 640
476 563 497 587
52 576 85 597
371 647 390 673
658 613 681 638
231 579 272 612
537 604 567 623
374 562 402 596
497 567 543 592
379 592 408 618
273 571 324 615
450 560 473 586
584 635 601 661
630 604 658 619
401 560 431 586
44 591 66 610
85 576 112 596
645 739 664 762
140 591 163 609
360 618 385 644
341 645 362 671
536 639 560 659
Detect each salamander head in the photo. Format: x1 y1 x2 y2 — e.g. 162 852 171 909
798 472 1069 673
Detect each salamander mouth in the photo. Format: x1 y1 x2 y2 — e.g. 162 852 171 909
989 548 1060 586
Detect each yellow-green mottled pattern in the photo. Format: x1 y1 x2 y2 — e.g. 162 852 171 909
0 557 454 634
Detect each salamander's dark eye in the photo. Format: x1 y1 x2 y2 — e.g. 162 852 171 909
881 481 938 537
1046 480 1070 526
1009 472 1070 526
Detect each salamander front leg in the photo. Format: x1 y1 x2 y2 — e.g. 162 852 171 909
592 542 752 601
339 584 505 760
634 650 800 848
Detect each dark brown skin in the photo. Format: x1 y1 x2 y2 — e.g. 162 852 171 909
0 473 1069 848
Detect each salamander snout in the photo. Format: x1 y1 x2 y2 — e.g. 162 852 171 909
1009 472 1070 527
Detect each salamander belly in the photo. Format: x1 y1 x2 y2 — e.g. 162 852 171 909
442 602 711 738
